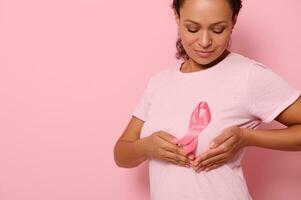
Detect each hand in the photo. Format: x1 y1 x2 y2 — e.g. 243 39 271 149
144 131 195 168
192 126 249 172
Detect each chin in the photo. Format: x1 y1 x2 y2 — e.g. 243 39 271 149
203 51 225 61
195 55 216 64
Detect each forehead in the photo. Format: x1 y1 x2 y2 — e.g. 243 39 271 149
180 0 232 24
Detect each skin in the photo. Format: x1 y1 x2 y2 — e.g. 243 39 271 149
173 0 237 72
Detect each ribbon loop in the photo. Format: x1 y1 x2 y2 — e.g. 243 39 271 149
175 101 211 155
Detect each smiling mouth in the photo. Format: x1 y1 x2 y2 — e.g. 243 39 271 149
194 50 214 58
194 50 214 53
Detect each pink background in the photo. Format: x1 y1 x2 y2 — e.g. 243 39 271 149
0 0 300 199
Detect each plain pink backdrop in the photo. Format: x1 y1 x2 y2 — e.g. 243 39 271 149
0 0 300 199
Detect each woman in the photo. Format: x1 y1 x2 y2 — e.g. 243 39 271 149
114 0 301 199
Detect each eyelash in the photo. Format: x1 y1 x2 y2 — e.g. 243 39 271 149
187 29 224 34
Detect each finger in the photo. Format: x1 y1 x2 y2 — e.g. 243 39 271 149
203 161 226 172
194 137 235 165
196 159 226 173
199 136 236 166
188 153 195 160
163 157 183 166
194 165 206 172
203 158 227 170
164 150 191 165
210 126 236 148
175 134 194 146
199 152 228 167
205 164 220 171
164 157 185 166
156 134 195 160
161 142 190 158
198 138 239 169
164 156 190 168
157 131 178 144
193 147 225 166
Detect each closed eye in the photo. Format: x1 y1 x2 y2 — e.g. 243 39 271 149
212 29 224 34
187 29 198 33
187 28 225 34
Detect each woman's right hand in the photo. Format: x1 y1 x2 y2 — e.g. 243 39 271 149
143 130 195 168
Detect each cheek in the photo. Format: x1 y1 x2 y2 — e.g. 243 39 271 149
179 28 198 43
214 33 232 46
180 32 198 46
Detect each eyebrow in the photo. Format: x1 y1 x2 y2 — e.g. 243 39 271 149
184 19 228 25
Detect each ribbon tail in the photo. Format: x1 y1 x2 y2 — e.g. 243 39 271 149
175 134 195 146
182 137 198 156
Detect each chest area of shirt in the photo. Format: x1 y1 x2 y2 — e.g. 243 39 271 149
142 80 244 139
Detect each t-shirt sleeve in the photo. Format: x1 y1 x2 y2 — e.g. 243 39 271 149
245 62 301 124
131 76 155 122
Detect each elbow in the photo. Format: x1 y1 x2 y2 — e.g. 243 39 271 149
113 144 125 168
113 153 129 168
114 156 138 168
113 143 137 168
114 153 140 168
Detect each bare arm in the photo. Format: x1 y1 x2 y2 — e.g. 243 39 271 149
243 95 301 151
114 116 193 168
242 125 301 151
114 116 149 168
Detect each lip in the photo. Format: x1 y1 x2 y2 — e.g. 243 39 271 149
194 49 214 58
194 49 214 53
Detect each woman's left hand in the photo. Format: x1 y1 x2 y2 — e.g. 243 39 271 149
191 125 249 172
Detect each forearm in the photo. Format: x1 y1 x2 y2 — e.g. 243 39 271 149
242 124 301 151
114 138 149 168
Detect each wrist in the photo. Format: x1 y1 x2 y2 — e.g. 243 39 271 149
241 128 254 147
139 137 151 160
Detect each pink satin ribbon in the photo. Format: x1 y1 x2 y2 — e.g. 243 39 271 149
174 102 211 156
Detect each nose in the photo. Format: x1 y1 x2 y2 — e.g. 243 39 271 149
198 31 212 48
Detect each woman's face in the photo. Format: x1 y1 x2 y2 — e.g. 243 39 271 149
174 0 236 65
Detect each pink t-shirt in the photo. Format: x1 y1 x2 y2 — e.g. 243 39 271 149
131 52 301 200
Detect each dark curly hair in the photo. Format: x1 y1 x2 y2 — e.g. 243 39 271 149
171 0 243 61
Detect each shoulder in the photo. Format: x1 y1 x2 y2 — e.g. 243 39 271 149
228 52 273 78
230 52 266 68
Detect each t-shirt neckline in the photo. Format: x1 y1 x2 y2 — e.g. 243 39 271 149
175 51 234 77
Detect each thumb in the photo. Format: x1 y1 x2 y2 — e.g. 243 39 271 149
209 141 217 149
188 154 195 160
171 137 178 144
209 136 223 148
209 129 233 148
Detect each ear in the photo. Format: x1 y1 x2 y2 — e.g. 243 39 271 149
173 9 180 27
